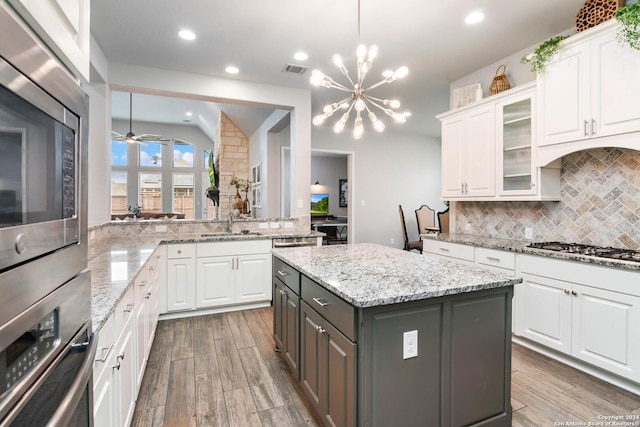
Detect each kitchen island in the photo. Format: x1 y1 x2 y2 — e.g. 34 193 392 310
271 243 522 427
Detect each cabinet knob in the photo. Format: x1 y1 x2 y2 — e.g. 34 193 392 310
564 289 570 294
280 289 286 296
571 290 578 296
316 326 325 335
177 250 182 254
124 303 134 313
145 292 151 299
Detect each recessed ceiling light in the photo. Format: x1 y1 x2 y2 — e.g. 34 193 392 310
294 51 308 61
225 66 239 74
178 29 196 40
465 11 485 24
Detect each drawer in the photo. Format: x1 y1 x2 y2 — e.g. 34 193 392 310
114 286 134 335
422 240 474 262
476 247 515 271
197 239 271 257
301 275 356 342
273 257 301 294
167 243 195 259
93 313 115 379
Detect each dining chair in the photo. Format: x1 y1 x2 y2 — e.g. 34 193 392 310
399 205 422 253
415 205 439 234
437 208 450 234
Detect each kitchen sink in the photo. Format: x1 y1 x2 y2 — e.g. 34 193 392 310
200 231 262 237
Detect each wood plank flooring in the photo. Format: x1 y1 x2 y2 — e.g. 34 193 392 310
132 308 640 427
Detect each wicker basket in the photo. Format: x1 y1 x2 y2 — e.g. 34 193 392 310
490 65 510 95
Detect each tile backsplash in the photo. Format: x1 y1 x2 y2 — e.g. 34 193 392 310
456 147 640 249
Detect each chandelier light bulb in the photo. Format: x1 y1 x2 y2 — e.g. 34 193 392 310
392 112 406 124
333 112 349 133
368 45 379 60
332 54 344 67
312 114 327 126
394 66 409 79
353 115 364 139
385 99 401 109
310 69 326 86
356 44 368 61
368 111 385 132
323 104 334 114
354 98 366 112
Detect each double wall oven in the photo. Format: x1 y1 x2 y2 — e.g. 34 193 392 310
0 5 94 426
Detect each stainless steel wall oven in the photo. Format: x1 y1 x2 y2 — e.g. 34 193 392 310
0 4 92 426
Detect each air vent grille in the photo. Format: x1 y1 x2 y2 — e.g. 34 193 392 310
282 64 309 75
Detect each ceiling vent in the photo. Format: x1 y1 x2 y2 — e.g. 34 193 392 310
282 64 309 75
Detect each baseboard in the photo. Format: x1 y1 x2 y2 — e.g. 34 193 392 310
159 301 271 321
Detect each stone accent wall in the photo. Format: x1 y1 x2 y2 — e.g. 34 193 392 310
455 147 640 249
215 112 250 212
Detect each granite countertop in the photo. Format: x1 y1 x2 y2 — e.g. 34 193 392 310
422 233 640 272
272 243 522 308
89 231 320 332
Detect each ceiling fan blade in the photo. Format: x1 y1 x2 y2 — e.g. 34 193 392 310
111 130 125 140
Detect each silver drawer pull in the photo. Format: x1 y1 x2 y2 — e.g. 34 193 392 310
439 247 450 252
96 343 114 363
145 292 151 299
486 256 500 262
139 280 147 287
313 297 330 307
123 303 134 313
277 270 289 277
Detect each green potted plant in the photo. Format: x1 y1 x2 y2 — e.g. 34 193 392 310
205 150 220 206
521 35 570 74
616 2 640 50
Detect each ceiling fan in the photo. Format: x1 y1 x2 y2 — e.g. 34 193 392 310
111 93 170 145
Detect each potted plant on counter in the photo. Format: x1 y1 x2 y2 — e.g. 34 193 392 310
521 35 570 74
616 2 640 50
205 149 220 207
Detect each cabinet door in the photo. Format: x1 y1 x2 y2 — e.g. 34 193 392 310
93 350 115 427
571 284 640 382
441 116 465 197
591 29 640 138
235 253 270 304
300 302 323 414
196 256 234 308
166 258 195 312
134 297 147 390
516 273 571 354
465 106 495 197
537 42 590 146
497 92 536 195
323 321 356 427
284 289 300 374
117 314 136 427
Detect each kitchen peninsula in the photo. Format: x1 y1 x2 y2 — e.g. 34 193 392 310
271 243 522 427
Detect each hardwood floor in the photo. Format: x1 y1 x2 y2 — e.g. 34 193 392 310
132 308 640 427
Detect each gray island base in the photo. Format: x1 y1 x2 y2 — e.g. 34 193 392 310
271 243 522 427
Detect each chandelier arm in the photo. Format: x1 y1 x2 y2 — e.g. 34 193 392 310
327 80 353 92
366 78 393 91
363 95 387 111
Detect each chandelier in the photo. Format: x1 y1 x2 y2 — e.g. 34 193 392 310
310 0 409 139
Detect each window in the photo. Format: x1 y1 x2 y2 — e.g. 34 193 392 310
173 140 194 167
111 141 127 165
140 173 162 213
204 150 211 169
111 172 127 214
173 174 194 219
140 142 163 167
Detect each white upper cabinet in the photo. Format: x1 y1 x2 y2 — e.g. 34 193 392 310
438 83 560 201
7 0 90 80
536 20 640 165
440 104 495 199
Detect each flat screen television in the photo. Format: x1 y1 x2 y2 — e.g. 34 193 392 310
310 193 329 215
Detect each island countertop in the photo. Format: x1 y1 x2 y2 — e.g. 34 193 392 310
271 242 522 308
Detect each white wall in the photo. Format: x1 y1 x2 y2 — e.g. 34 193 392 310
86 82 110 227
311 127 443 248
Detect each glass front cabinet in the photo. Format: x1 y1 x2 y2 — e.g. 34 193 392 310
497 89 536 196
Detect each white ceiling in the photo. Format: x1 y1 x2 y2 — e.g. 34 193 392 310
92 0 585 139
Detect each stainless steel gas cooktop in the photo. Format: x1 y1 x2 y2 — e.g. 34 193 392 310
527 242 640 263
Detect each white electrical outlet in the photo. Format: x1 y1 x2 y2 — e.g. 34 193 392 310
390 238 395 245
155 225 167 233
297 199 303 209
284 222 294 229
525 227 533 239
403 330 418 359
270 222 280 228
465 223 472 233
259 222 269 229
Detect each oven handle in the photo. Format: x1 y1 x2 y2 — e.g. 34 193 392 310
46 331 98 427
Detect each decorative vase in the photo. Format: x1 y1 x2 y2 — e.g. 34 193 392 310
242 193 250 214
205 187 220 206
232 189 243 211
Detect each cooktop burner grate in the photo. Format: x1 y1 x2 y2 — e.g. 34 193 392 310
527 242 640 263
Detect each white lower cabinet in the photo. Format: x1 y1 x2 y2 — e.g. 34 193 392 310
196 240 271 308
516 254 640 382
93 248 162 427
166 244 196 312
